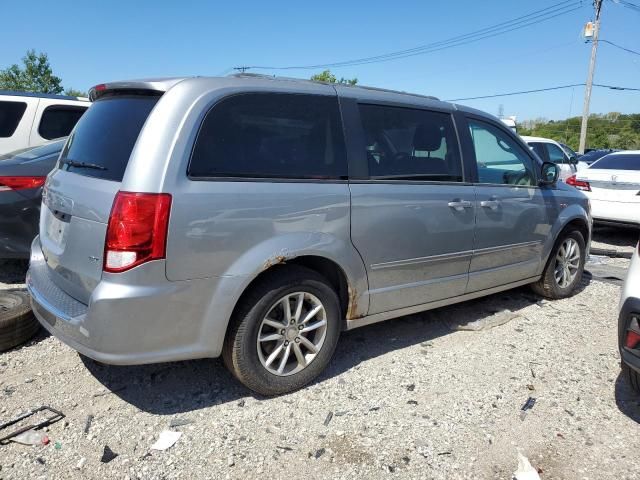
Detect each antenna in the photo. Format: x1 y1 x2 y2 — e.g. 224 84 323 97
233 66 251 73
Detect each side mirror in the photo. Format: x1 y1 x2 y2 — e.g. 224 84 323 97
539 162 559 186
568 155 578 165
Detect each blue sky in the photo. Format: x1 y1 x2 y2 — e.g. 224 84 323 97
1 0 638 121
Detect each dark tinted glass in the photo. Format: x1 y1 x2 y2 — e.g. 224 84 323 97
546 143 567 164
529 142 548 162
190 93 347 179
59 95 159 181
38 105 87 140
0 101 27 137
580 149 616 164
358 104 462 181
591 154 640 170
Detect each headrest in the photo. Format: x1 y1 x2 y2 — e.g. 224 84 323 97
413 123 443 151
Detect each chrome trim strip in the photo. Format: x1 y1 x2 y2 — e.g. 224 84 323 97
370 241 542 271
371 250 473 271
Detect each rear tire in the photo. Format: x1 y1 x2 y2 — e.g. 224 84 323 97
531 229 586 299
223 266 341 396
0 290 40 352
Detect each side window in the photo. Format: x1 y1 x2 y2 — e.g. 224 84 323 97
529 142 548 162
38 105 88 140
0 101 27 138
468 120 536 186
189 93 347 179
358 104 462 181
546 143 567 164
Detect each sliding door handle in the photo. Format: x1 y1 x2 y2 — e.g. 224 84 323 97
480 200 500 210
448 200 473 212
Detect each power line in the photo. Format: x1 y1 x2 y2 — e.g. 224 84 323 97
614 0 640 13
239 1 583 71
446 83 640 102
600 39 640 56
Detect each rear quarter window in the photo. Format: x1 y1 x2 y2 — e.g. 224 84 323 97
0 101 27 137
189 93 347 180
59 95 159 181
38 105 87 140
591 154 640 170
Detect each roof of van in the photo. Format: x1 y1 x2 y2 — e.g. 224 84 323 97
0 90 89 102
87 74 500 124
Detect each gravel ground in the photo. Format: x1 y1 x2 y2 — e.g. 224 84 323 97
0 231 639 480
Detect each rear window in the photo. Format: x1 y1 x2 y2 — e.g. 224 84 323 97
38 105 87 140
189 93 347 179
0 101 27 137
59 95 159 181
591 154 640 170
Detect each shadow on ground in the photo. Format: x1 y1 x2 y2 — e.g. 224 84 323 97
592 226 639 250
615 371 640 424
83 286 546 415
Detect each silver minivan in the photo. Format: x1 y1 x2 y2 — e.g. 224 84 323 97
27 75 591 395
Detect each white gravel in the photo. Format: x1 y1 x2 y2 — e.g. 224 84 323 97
0 235 639 479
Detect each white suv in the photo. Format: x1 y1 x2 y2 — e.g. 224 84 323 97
0 91 89 155
521 136 578 182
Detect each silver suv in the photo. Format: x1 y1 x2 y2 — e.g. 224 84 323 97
27 75 591 395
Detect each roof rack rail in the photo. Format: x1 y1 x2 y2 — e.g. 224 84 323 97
226 73 439 101
0 90 89 101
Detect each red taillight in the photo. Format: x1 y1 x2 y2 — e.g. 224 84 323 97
0 176 46 192
104 192 172 273
566 174 591 191
94 83 106 92
625 330 640 349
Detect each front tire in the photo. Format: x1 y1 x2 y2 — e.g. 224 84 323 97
531 229 586 299
223 266 341 396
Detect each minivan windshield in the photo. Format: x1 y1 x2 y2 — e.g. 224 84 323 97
59 95 159 181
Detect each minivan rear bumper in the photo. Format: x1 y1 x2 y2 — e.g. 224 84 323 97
27 236 235 365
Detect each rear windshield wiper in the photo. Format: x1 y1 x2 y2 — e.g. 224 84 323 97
61 159 108 171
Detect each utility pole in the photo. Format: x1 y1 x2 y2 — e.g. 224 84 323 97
578 0 604 154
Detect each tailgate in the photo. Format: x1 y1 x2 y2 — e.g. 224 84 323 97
582 170 640 202
37 93 161 304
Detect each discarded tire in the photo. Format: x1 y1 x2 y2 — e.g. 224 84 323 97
0 290 40 352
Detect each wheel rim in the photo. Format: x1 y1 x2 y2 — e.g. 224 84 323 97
554 238 581 289
256 292 328 377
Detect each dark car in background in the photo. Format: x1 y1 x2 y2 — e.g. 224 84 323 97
0 138 66 258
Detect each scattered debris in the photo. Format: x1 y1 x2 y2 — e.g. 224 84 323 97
227 454 235 467
526 384 535 391
276 445 293 451
0 406 64 445
521 397 536 411
10 429 46 445
513 452 541 480
334 411 348 417
437 451 452 456
407 400 418 406
311 448 325 459
93 386 126 398
369 406 380 412
42 436 50 445
406 384 416 392
169 418 192 428
84 414 94 434
36 457 45 465
237 399 246 407
54 441 61 450
151 430 182 451
100 445 118 463
323 411 333 426
76 457 86 469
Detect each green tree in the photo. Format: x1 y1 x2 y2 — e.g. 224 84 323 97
0 50 63 94
64 88 87 98
310 69 358 85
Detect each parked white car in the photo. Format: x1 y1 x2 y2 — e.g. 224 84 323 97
567 151 640 227
521 136 578 181
0 91 89 155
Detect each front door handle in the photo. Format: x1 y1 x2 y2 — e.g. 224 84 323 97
480 200 500 210
448 200 473 212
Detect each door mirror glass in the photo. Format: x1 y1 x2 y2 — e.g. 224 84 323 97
569 155 578 165
540 162 559 185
